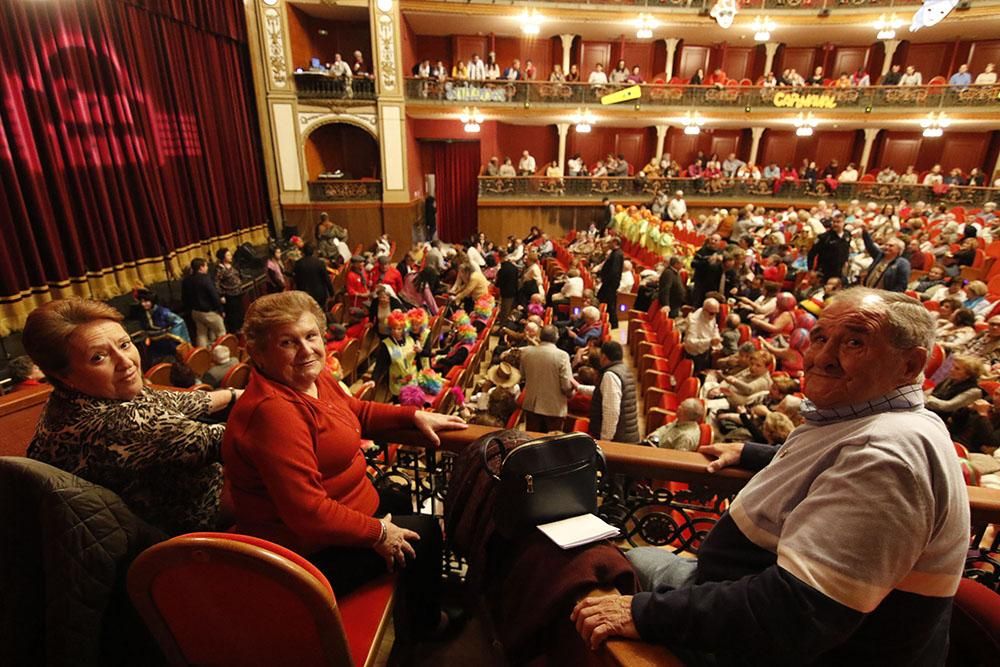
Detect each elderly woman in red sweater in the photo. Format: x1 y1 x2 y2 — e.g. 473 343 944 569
223 291 466 638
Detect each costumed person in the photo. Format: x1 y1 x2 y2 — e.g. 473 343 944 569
407 308 433 369
434 323 478 376
375 310 418 401
134 288 191 362
415 368 445 403
470 294 495 333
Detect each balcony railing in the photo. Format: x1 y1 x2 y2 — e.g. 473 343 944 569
405 78 1000 111
308 179 382 201
294 71 377 101
478 176 1000 206
430 0 961 9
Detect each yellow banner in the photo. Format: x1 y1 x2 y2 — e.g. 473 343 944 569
771 91 838 109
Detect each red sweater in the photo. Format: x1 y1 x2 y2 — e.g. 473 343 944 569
222 368 417 554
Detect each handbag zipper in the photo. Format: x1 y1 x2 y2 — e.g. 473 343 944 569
522 459 592 494
526 474 534 493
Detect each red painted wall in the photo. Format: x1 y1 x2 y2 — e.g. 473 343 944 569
287 6 371 72
721 47 756 81
871 131 992 173
970 40 1000 74
677 44 710 80
759 130 859 169
400 15 419 79
830 46 869 78
776 47 816 79
664 129 746 167
304 124 379 180
497 124 558 168
566 127 656 170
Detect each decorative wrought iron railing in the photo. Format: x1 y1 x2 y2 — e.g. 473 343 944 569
370 425 1000 590
308 179 382 201
405 77 1000 111
294 71 377 100
422 0 965 9
478 176 1000 206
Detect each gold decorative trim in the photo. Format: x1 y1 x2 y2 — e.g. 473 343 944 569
263 6 288 89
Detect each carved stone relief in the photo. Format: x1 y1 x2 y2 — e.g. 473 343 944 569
377 14 397 92
263 7 288 88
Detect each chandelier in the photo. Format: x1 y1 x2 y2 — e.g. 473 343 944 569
519 9 544 36
572 108 596 133
874 13 904 40
682 111 705 135
794 112 818 137
459 107 484 133
920 112 950 138
751 16 776 42
634 14 657 40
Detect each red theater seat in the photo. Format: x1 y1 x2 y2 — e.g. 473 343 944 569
128 532 394 667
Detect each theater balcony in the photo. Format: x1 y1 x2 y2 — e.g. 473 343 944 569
478 175 1000 206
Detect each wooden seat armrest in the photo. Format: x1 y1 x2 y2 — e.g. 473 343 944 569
582 587 686 667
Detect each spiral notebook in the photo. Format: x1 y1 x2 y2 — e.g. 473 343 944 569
537 514 620 550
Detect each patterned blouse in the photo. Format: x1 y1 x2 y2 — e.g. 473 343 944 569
215 263 242 297
28 386 225 535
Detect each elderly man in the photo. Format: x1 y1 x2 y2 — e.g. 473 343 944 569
657 256 686 318
683 297 721 372
667 190 687 221
573 288 969 664
646 398 704 451
519 325 575 432
862 231 910 292
578 341 640 443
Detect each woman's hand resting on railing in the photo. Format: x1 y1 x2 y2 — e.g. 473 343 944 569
698 442 745 473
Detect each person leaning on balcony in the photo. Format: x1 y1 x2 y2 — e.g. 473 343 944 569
573 288 969 665
949 63 972 89
899 164 919 185
484 156 500 176
549 63 566 82
975 62 996 85
899 65 923 86
498 157 517 178
852 67 870 87
876 165 899 184
880 63 903 85
503 58 522 81
518 150 536 176
588 62 609 86
467 53 486 80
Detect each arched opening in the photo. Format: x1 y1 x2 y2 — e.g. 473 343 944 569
304 122 380 180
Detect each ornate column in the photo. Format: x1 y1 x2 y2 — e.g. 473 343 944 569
665 38 680 81
244 0 301 231
655 125 669 161
369 0 410 204
560 34 576 73
748 127 766 167
763 42 780 76
881 39 900 76
557 123 569 172
859 128 881 173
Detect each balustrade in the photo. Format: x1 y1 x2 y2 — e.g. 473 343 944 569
308 179 382 201
478 175 1000 206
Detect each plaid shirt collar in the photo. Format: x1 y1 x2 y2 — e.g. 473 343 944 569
799 384 925 425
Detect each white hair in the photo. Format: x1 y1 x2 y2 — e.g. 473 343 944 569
827 287 936 351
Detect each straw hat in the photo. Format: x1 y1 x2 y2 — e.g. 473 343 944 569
486 362 521 388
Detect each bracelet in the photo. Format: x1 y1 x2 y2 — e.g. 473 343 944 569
375 519 387 545
226 388 237 408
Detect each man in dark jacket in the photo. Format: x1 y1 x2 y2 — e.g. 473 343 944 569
496 250 519 324
181 257 225 347
689 235 728 307
598 197 614 234
807 216 851 280
657 256 687 318
293 243 334 308
597 238 625 326
587 341 640 443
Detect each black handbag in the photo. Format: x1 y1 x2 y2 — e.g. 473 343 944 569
484 432 605 539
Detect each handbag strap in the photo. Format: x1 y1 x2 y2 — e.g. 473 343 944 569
481 436 506 481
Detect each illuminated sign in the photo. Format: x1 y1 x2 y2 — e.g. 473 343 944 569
771 91 838 109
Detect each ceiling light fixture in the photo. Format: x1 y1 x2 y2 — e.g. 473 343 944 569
874 13 904 40
750 15 776 41
572 108 596 133
682 111 705 135
634 14 657 40
920 111 950 138
794 112 819 137
460 107 484 133
519 9 544 36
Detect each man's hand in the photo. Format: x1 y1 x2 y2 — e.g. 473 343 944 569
571 595 639 650
698 442 745 473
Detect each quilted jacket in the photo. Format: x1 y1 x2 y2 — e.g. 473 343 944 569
0 457 164 666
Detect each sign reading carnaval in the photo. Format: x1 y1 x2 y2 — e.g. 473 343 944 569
444 84 508 103
771 91 838 109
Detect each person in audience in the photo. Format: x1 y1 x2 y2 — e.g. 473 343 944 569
451 59 467 80
862 234 910 292
6 354 46 392
374 310 418 401
689 68 704 85
899 65 922 86
566 63 580 82
588 62 608 86
182 257 226 347
646 398 705 451
926 354 984 420
25 298 240 534
876 165 898 183
467 53 486 80
579 341 639 443
222 291 464 638
136 288 191 346
683 297 722 371
400 265 439 315
204 344 238 388
627 65 644 84
806 66 824 86
881 63 903 85
657 256 686 318
325 323 349 355
517 149 536 176
707 349 774 407
519 324 574 432
761 71 778 87
938 307 978 352
484 52 501 80
369 284 404 338
851 67 870 87
597 237 625 325
503 58 522 81
949 63 972 89
433 322 478 376
451 262 489 312
549 64 566 82
576 288 967 665
899 165 919 184
808 215 851 280
609 59 629 85
975 62 996 85
294 244 334 310
265 245 287 294
169 355 200 388
837 163 859 183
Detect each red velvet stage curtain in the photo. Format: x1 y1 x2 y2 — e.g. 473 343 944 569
432 142 480 244
0 0 268 333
